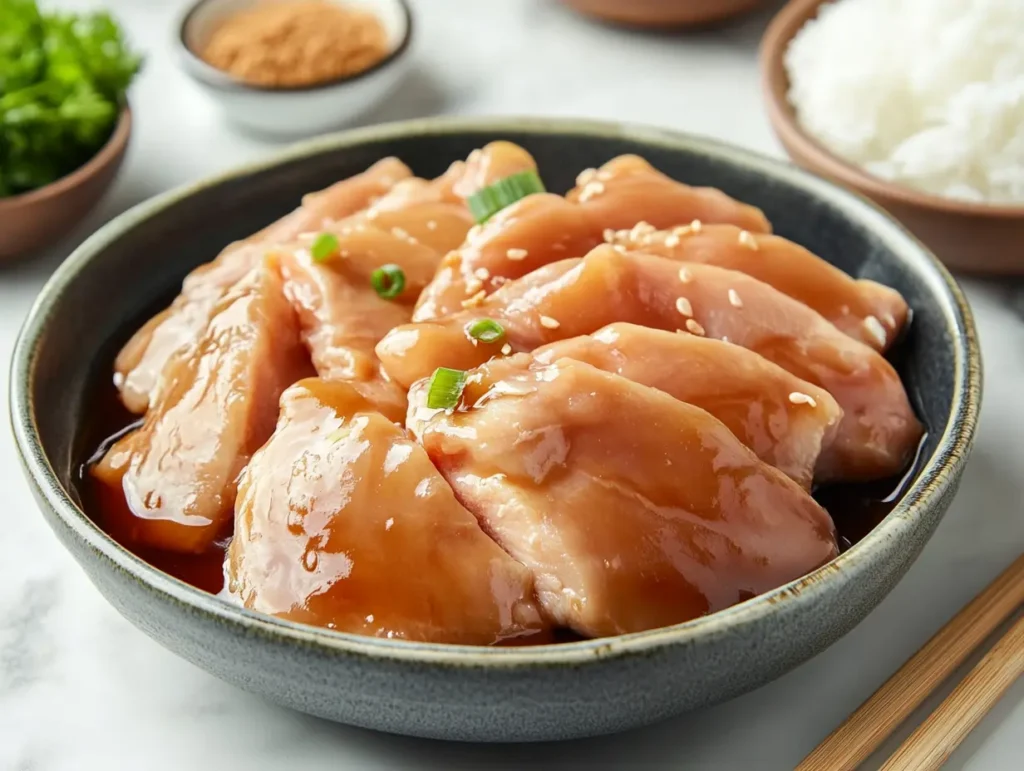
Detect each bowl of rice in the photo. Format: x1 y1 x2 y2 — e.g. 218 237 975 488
760 0 1024 275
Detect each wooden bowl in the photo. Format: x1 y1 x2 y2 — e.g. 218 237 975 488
761 0 1024 275
0 107 132 262
561 0 768 27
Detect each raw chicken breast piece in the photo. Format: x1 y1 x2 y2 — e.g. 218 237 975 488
228 377 546 645
419 323 841 489
607 222 909 351
413 194 602 321
115 157 410 413
420 358 838 638
568 155 771 235
92 262 312 554
380 246 922 482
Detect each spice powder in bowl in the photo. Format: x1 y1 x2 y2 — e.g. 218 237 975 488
201 1 390 88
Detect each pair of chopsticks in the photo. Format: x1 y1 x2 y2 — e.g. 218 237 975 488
798 554 1024 771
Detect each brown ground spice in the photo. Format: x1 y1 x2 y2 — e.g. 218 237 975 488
201 1 390 88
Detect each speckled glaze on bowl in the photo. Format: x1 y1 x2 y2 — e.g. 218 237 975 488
10 117 981 743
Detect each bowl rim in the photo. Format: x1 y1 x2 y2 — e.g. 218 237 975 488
176 0 414 94
0 107 132 210
760 0 1024 219
10 115 982 667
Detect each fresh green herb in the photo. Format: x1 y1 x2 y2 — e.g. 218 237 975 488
466 318 505 344
466 170 546 223
371 264 405 299
311 232 339 262
426 367 468 410
0 0 142 197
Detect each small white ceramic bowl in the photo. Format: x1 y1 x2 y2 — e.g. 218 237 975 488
178 0 412 137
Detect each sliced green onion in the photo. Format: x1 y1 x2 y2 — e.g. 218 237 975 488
466 318 505 344
467 170 546 224
311 232 339 262
426 367 468 410
371 264 406 299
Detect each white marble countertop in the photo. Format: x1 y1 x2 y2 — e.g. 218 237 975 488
1 1 1022 768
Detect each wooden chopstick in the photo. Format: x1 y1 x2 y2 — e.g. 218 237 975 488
880 613 1024 771
797 553 1024 771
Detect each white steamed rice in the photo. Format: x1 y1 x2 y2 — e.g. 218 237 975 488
785 0 1024 204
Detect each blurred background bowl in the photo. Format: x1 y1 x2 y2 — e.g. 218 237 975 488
0 107 132 263
761 0 1024 275
178 0 413 138
560 0 768 27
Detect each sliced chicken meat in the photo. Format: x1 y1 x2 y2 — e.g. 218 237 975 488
273 224 450 421
568 155 771 235
92 261 313 554
452 140 539 201
607 222 909 351
413 194 602 321
228 377 546 645
380 246 922 482
419 358 838 638
115 157 411 414
410 323 842 489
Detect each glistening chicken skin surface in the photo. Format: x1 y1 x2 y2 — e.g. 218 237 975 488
607 222 909 351
92 262 313 554
228 378 547 645
378 246 921 482
520 324 841 489
114 157 410 414
568 155 772 235
420 358 839 638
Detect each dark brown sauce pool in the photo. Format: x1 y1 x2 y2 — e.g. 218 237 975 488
76 338 929 643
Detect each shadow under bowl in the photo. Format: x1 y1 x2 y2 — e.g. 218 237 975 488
761 0 1024 275
10 116 981 742
0 108 132 263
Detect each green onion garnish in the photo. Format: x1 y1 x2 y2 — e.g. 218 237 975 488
467 170 546 224
371 264 406 299
467 318 505 344
311 232 339 262
426 367 468 410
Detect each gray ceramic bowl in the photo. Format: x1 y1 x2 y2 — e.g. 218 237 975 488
10 117 981 743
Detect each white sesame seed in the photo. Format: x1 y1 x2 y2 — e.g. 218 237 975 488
664 233 680 248
501 343 512 355
789 392 818 407
576 168 598 187
426 220 437 230
612 245 627 254
461 290 487 308
392 227 410 240
603 228 616 243
685 319 705 336
728 289 743 308
863 315 888 347
506 248 528 261
882 312 897 329
630 221 654 240
690 219 703 233
578 181 605 202
465 277 483 294
675 297 693 317
672 224 692 237
678 267 693 283
474 267 490 280
539 315 561 329
738 230 759 250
